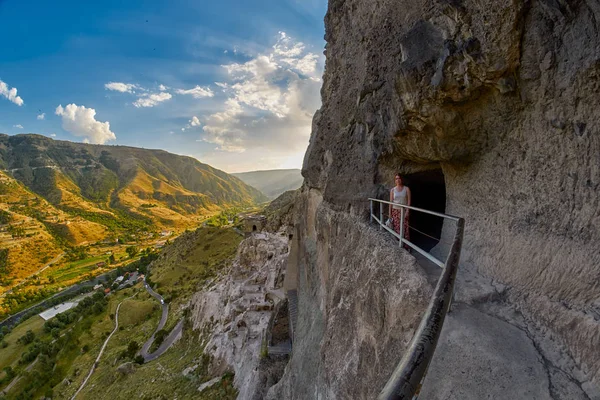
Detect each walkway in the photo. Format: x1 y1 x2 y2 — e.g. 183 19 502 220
71 296 131 399
418 269 590 400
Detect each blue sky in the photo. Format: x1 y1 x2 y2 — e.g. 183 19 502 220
0 0 327 172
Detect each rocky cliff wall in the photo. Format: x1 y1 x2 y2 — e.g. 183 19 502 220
275 0 600 396
267 189 432 399
189 233 289 399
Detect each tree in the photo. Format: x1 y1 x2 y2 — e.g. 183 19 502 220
126 246 138 258
154 329 168 347
18 330 35 345
126 340 139 359
134 355 145 365
3 366 14 380
51 328 61 339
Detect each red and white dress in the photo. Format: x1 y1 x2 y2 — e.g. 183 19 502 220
391 186 410 247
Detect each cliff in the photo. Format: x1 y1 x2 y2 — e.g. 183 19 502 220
268 0 600 398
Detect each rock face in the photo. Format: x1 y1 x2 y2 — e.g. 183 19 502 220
268 192 432 399
189 232 289 399
271 0 600 397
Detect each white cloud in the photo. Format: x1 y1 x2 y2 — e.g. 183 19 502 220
0 80 24 106
55 104 116 144
273 31 305 57
50 133 57 137
37 113 45 120
202 32 323 157
175 86 214 99
158 84 168 91
104 82 139 93
133 92 172 108
13 124 23 129
190 116 201 127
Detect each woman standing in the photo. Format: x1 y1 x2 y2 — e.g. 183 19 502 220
389 174 411 248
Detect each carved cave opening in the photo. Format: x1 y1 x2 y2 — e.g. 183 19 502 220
404 168 446 252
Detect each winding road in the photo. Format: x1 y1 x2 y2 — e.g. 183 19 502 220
139 280 183 362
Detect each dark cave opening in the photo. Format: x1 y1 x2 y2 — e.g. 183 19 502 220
404 168 446 252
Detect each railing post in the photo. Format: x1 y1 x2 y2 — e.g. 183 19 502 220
370 200 373 224
379 202 383 230
399 207 405 246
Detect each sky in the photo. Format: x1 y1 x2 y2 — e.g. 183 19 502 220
0 0 327 173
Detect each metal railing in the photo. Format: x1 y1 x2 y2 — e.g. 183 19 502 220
368 198 465 400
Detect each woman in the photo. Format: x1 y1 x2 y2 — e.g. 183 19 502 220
389 174 411 248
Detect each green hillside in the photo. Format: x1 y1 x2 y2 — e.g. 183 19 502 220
0 134 268 235
0 134 268 299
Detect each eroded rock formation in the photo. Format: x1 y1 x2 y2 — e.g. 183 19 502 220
270 0 600 398
189 232 289 399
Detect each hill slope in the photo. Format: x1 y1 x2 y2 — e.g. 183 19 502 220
232 169 302 199
0 134 267 288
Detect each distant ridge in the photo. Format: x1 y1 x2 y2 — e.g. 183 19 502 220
0 133 267 244
232 169 303 199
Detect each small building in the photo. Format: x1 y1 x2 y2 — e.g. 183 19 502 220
93 284 103 290
114 276 124 284
243 215 267 236
39 302 77 320
96 262 106 268
104 288 111 294
137 274 145 282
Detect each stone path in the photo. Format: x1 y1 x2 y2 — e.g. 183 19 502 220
416 267 593 400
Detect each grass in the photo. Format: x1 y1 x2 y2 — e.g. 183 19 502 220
117 298 158 327
0 316 46 377
44 256 107 283
76 323 237 400
150 227 242 329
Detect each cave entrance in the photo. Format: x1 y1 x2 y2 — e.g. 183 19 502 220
404 168 446 252
252 225 257 232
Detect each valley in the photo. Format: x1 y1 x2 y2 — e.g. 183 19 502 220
0 134 268 320
0 225 246 400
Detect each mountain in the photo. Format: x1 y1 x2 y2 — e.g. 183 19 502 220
232 169 302 199
0 134 267 282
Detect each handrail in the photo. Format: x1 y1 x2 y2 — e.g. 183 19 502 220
368 198 465 400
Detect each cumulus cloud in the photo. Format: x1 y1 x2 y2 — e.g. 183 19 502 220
0 80 24 106
190 116 201 127
201 31 323 157
37 113 45 120
13 124 23 129
50 133 56 137
104 82 139 93
55 104 116 144
175 86 214 99
133 92 172 108
159 84 169 91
